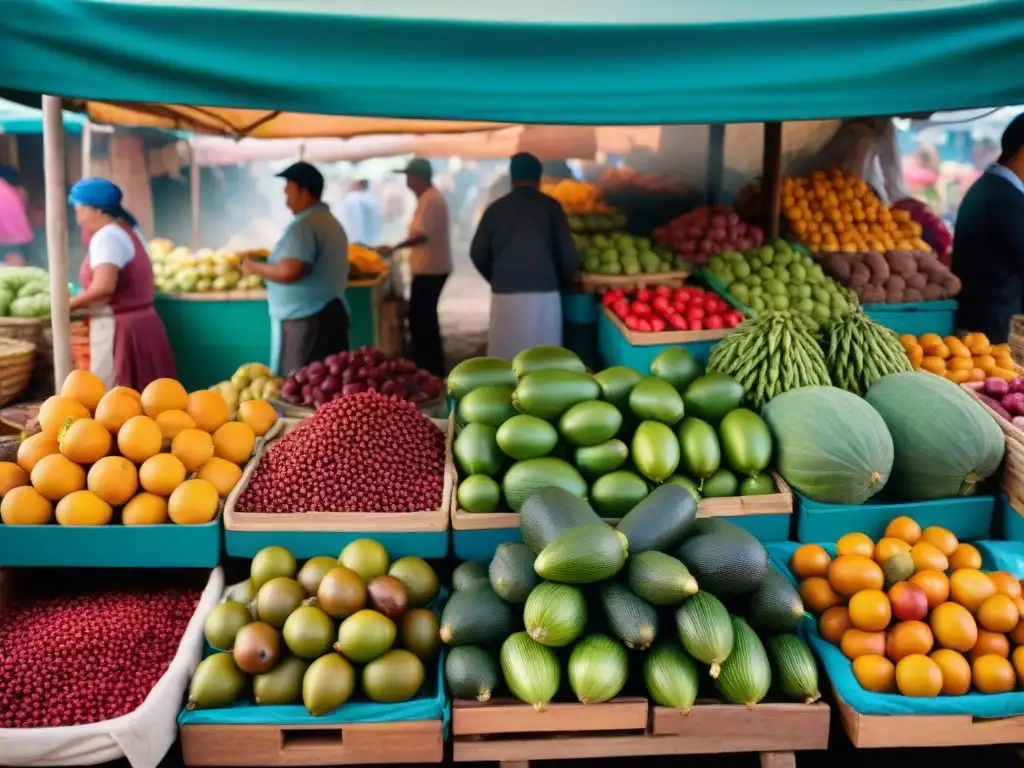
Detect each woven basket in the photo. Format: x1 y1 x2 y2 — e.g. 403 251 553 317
0 317 48 346
0 338 35 407
70 319 90 372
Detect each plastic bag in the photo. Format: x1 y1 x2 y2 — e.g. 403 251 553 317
0 568 224 768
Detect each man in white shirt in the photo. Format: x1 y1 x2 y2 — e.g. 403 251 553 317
378 158 452 376
339 180 381 246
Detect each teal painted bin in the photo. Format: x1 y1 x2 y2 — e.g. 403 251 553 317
596 309 726 372
863 299 957 337
563 292 599 325
453 527 522 562
996 492 1024 543
795 490 995 543
225 529 448 560
728 513 791 542
0 515 222 567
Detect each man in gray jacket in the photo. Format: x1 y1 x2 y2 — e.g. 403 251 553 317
469 153 578 359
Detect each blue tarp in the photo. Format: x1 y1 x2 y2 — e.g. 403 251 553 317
0 98 84 135
1 1 1024 125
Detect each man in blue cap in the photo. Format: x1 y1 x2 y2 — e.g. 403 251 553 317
242 161 349 375
469 152 578 359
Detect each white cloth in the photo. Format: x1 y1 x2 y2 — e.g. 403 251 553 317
89 307 117 390
89 223 146 269
487 291 562 360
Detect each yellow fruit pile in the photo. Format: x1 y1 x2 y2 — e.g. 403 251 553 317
540 179 613 214
782 169 931 254
899 332 1016 384
791 518 1024 698
0 370 279 528
348 244 387 279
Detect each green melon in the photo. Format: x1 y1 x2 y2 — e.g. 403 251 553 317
761 386 894 504
865 372 1004 500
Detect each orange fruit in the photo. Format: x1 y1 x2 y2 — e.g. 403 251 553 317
910 570 950 609
852 654 895 693
54 489 113 526
874 537 911 565
818 606 853 644
58 417 112 465
949 568 997 612
1011 617 1024 645
212 421 256 465
799 577 843 614
930 649 972 695
0 461 29 497
987 571 1022 600
168 478 220 525
1012 646 1024 686
972 655 1016 694
977 594 1019 634
37 396 90 437
138 454 187 496
86 456 139 506
108 385 141 402
238 400 278 437
828 555 884 597
968 628 1009 662
155 410 197 440
790 544 832 580
837 532 875 558
910 541 949 573
884 515 922 545
949 543 983 571
93 391 143 434
886 620 934 661
30 453 86 501
920 526 959 558
117 416 163 464
849 589 892 632
930 602 978 652
895 654 943 697
186 390 230 433
0 486 53 525
140 378 189 418
171 429 215 472
840 629 887 659
16 433 59 473
122 492 169 525
196 457 243 497
60 369 106 412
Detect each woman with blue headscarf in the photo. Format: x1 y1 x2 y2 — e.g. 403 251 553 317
67 178 177 389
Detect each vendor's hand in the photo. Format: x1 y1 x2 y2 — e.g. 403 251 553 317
377 245 394 257
241 257 259 276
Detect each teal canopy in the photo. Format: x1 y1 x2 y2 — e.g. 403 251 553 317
2 1 1024 124
0 99 84 135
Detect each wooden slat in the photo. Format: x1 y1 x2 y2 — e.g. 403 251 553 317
453 697 648 736
601 306 730 346
650 702 829 751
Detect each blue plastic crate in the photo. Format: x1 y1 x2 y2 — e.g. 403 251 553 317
795 490 995 543
452 527 522 562
225 529 448 560
596 309 724 372
863 299 957 337
996 492 1024 543
0 515 222 568
563 293 599 325
728 513 792 542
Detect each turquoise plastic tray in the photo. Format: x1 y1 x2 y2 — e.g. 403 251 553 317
863 300 957 337
0 515 221 567
729 513 792 543
795 490 994 543
225 530 448 560
563 293 599 325
596 310 723 372
452 527 521 562
996 492 1024 543
766 541 1024 718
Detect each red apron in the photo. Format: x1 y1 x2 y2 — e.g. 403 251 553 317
79 223 178 390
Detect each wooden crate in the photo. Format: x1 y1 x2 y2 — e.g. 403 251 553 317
577 270 692 294
600 305 731 346
834 689 1024 748
180 719 443 766
961 384 1024 501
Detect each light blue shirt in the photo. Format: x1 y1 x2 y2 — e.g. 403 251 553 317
987 163 1024 197
339 190 381 246
266 202 349 321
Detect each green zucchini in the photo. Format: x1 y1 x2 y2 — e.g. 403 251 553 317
568 633 628 704
714 617 771 706
500 632 560 712
598 582 659 650
445 645 501 702
523 582 588 647
643 643 699 713
673 591 734 677
488 542 538 604
615 483 697 553
746 569 804 636
627 551 698 606
534 522 628 584
765 634 821 704
439 584 514 646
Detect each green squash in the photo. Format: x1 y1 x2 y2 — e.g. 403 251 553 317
761 386 894 504
866 372 1004 500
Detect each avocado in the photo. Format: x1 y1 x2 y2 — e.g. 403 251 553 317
334 609 397 662
445 645 501 701
303 653 355 716
187 652 246 710
387 556 440 608
512 346 586 377
439 584 515 646
203 600 252 651
512 370 601 420
632 420 681 483
447 357 516 399
496 414 559 460
628 377 685 425
573 439 628 477
296 556 341 597
740 474 776 496
674 518 769 596
559 401 623 447
452 560 490 591
679 417 721 487
682 373 744 424
597 581 659 650
650 348 701 392
594 366 643 410
457 385 517 427
253 655 308 705
534 522 628 584
502 457 588 513
400 608 441 661
282 605 336 659
489 542 539 604
250 545 297 590
718 408 773 477
615 483 696 553
233 621 281 674
362 649 426 703
746 569 804 635
519 487 602 554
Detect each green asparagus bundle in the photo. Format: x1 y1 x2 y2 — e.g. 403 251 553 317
707 310 831 410
825 310 913 396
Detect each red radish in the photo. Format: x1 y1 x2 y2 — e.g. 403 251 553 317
705 315 724 330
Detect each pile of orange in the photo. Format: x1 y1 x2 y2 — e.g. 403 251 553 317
540 179 613 214
791 517 1024 698
781 168 931 254
899 332 1016 384
0 371 278 528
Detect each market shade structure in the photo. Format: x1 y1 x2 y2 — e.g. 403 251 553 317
3 1 1024 132
0 99 85 135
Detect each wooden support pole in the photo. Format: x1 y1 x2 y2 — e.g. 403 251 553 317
43 96 72 388
705 123 726 206
761 121 783 240
81 120 93 179
190 140 201 250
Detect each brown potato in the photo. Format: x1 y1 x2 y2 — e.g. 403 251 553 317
905 272 928 291
865 251 890 284
887 251 918 279
943 274 962 298
822 253 852 282
903 288 924 302
921 284 944 301
849 264 872 289
883 274 906 293
860 284 886 304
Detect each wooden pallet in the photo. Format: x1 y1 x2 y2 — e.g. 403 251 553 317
451 697 828 768
179 719 443 766
834 690 1024 748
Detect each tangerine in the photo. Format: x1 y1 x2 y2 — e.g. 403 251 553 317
238 400 278 437
798 577 843 614
55 490 113 526
15 433 59 473
93 391 142 434
86 456 139 506
949 568 997 612
197 457 243 497
212 421 256 465
910 541 949 573
155 409 196 440
968 628 1009 662
0 486 52 525
828 555 884 597
172 429 215 471
0 461 29 497
168 478 219 525
909 570 949 609
930 649 971 695
949 543 983 571
837 532 875 558
884 515 922 545
58 417 111 465
986 571 1022 600
920 526 959 558
790 544 831 580
37 396 90 437
930 602 978 652
60 369 106 412
848 589 892 632
30 453 86 501
138 453 187 496
186 390 230 433
895 654 943 697
122 492 169 525
977 594 1019 634
874 537 911 565
818 605 853 644
118 416 163 463
886 620 934 661
972 654 1016 694
852 654 895 693
140 378 189 418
